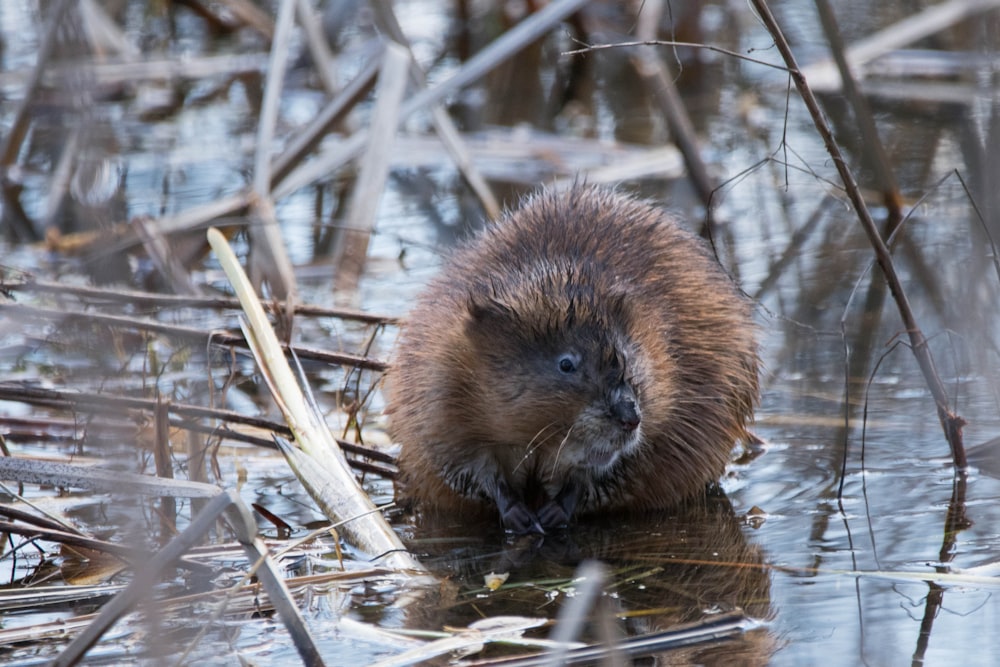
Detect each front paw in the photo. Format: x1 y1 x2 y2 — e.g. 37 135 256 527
536 500 571 530
537 483 579 530
500 501 545 535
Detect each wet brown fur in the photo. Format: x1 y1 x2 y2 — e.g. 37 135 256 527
386 186 759 525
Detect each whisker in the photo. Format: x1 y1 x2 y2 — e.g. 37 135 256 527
549 424 575 477
513 422 561 473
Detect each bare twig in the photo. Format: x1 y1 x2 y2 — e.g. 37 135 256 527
749 0 967 468
562 38 791 73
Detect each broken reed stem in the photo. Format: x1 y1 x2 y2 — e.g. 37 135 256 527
749 0 967 468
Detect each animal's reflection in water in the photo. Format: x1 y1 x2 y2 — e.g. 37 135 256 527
399 492 775 665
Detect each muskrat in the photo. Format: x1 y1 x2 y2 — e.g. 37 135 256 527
386 186 759 534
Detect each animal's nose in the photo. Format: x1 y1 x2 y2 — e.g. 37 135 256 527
609 385 641 431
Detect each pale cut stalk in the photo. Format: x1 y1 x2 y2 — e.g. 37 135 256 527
207 228 424 573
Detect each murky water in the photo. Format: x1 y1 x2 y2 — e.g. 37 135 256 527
2 0 999 664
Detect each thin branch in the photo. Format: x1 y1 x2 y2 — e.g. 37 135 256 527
749 0 966 468
562 38 792 73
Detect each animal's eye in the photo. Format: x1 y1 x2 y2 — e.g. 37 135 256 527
557 354 578 374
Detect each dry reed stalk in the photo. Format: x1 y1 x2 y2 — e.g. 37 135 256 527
208 228 423 572
78 0 138 59
213 0 276 39
749 0 967 468
40 126 81 232
0 277 396 324
0 0 73 167
0 456 221 499
753 195 835 301
295 0 339 94
629 0 715 216
0 302 388 370
800 0 1000 92
0 385 397 477
250 0 299 316
369 0 501 218
131 215 202 295
0 520 135 570
0 53 270 88
335 43 411 290
153 398 177 541
273 0 591 200
544 561 623 667
271 53 382 187
155 192 250 235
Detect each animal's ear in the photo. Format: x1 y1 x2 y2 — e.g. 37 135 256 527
466 292 511 324
465 282 518 336
608 284 637 323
